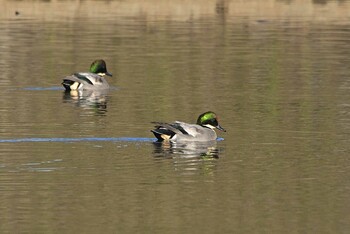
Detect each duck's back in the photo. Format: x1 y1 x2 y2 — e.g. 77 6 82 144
62 72 109 91
171 122 218 142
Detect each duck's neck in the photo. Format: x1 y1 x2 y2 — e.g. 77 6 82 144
201 124 215 130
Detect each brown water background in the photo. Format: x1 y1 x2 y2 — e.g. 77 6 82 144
0 0 350 233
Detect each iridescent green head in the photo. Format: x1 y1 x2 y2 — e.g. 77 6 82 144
89 59 112 77
197 111 226 132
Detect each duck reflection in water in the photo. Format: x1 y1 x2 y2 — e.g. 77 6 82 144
62 89 109 115
153 140 220 159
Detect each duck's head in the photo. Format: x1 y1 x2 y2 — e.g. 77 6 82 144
197 111 226 132
90 59 112 77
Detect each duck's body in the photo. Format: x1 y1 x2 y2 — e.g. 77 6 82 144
62 72 110 91
152 121 219 142
62 60 112 91
151 111 225 142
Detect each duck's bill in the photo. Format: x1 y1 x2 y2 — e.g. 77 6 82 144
106 71 113 77
216 124 226 132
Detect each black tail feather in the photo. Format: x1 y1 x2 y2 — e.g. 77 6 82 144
62 79 74 91
151 128 175 142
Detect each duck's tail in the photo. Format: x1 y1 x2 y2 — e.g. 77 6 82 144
62 79 81 91
151 122 177 142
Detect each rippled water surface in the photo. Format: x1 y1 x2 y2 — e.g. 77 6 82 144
1 0 350 233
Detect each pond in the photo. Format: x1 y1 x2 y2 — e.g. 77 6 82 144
0 0 349 233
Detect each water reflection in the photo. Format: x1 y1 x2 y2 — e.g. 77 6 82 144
153 141 220 178
153 140 220 159
10 159 64 173
1 0 350 233
62 90 109 115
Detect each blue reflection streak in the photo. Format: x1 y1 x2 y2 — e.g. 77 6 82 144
0 137 155 143
22 86 64 91
0 137 224 143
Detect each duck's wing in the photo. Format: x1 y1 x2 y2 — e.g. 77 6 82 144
178 122 218 141
151 121 188 141
175 122 205 137
62 74 92 87
151 121 201 141
62 73 108 91
73 73 108 86
70 73 94 85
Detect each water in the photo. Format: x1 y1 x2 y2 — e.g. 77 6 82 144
1 0 350 233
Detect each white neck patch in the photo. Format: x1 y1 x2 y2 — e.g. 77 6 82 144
203 124 215 129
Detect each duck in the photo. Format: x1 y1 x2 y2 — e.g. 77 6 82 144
151 111 226 142
62 59 112 91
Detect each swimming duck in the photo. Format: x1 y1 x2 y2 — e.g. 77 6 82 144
151 111 226 142
62 59 112 91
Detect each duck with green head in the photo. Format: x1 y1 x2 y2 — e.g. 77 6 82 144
151 111 226 142
62 59 112 91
